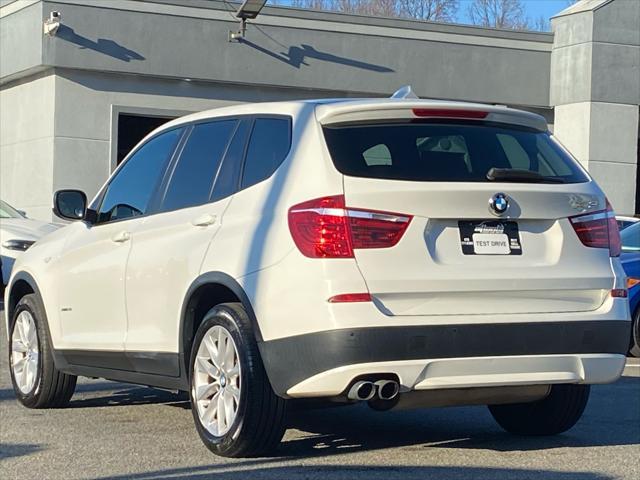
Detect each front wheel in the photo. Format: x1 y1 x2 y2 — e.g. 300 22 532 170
489 384 590 436
189 303 286 457
9 294 77 408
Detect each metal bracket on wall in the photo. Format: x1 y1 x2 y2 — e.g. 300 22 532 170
228 18 247 42
228 0 267 42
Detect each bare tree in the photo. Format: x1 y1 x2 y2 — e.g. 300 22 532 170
326 0 397 16
532 14 550 32
281 0 458 21
467 0 529 29
288 0 334 10
358 0 400 17
398 0 459 22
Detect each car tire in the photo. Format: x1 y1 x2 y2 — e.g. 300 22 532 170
488 384 590 436
189 302 286 458
629 307 640 357
9 294 77 408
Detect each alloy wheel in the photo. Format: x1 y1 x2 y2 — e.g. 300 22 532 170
192 325 242 436
11 311 39 394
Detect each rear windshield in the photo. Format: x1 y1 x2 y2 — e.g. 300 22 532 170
323 121 589 183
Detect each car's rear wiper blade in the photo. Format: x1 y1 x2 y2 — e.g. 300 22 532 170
486 168 565 184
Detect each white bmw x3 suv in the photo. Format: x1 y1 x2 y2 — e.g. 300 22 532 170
5 97 631 457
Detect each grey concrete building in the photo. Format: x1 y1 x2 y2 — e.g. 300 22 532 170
1 0 638 220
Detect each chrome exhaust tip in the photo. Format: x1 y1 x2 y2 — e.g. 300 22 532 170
374 380 400 401
347 381 376 401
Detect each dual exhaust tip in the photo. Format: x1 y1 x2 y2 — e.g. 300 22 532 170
347 379 400 402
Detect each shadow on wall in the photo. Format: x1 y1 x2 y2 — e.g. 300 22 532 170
56 25 145 62
55 23 387 71
240 39 394 72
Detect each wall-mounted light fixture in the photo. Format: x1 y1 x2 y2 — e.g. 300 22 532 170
229 0 267 41
43 11 61 36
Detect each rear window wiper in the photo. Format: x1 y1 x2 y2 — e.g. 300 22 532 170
486 168 565 184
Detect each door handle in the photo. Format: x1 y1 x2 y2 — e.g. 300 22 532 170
112 231 131 243
191 214 217 227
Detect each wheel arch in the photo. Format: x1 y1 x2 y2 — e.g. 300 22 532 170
179 272 264 380
6 271 40 330
5 271 66 370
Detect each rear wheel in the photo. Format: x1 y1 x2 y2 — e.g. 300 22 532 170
189 303 286 457
489 384 590 436
9 294 77 408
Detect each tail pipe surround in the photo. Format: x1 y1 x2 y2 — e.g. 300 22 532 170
346 378 401 402
374 379 400 401
347 380 377 401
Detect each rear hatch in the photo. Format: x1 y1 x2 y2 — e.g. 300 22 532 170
319 103 616 316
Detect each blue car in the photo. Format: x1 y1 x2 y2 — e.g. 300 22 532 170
621 222 640 356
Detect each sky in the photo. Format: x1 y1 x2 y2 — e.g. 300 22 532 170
456 0 571 26
521 0 573 19
485 0 569 21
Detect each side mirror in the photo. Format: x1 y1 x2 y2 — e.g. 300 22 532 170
53 190 87 221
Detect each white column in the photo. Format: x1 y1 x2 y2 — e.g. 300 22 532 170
550 0 639 215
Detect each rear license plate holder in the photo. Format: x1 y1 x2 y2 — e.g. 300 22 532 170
459 220 522 255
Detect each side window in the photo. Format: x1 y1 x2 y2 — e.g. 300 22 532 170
536 137 573 176
98 128 183 223
497 134 530 170
160 120 237 212
362 144 392 166
241 117 291 189
211 119 251 202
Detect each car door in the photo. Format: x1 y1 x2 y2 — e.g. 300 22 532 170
55 127 184 352
123 118 250 363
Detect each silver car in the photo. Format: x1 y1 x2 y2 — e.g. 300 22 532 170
0 200 58 287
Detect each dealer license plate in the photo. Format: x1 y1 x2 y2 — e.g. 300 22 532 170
458 220 522 255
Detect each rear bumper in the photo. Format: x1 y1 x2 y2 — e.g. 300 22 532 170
259 320 630 398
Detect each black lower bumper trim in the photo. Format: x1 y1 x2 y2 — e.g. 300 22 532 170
258 320 630 397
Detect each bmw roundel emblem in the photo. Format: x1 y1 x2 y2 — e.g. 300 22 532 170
489 193 509 216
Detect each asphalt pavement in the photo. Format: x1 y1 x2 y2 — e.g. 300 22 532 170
1 306 639 480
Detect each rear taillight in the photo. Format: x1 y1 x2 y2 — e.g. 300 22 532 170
288 195 412 258
569 200 621 257
412 108 488 119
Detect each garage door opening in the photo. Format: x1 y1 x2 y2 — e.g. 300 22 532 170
117 114 175 165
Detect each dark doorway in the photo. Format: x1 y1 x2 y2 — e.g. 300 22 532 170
117 114 174 165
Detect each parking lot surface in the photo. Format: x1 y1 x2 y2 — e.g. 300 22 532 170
1 307 639 480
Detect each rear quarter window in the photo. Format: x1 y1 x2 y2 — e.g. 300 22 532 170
241 117 291 189
322 121 588 184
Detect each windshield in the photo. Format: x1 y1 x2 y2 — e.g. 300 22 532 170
621 222 640 252
0 200 24 219
323 121 589 183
